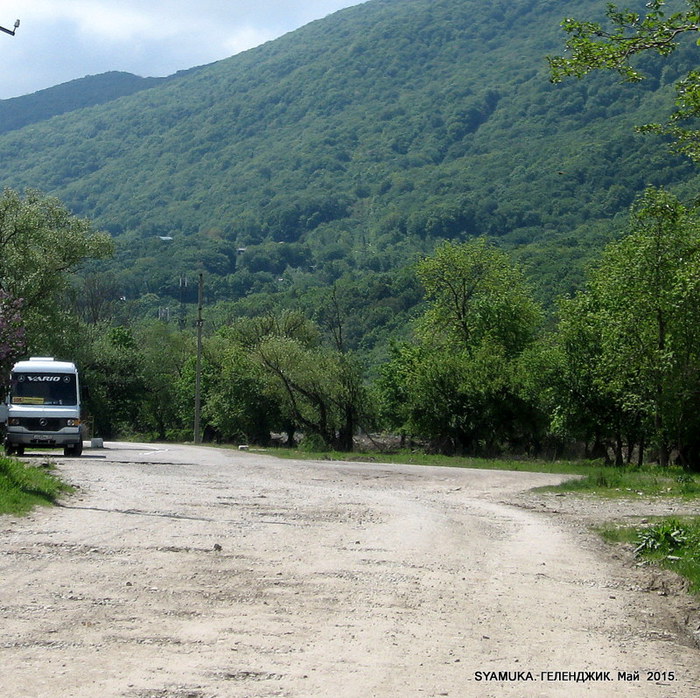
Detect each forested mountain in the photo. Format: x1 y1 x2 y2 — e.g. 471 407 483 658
0 72 170 135
0 0 697 353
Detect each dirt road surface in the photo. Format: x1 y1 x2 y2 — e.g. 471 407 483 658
1 443 698 697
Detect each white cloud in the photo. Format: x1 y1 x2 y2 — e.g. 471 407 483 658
17 1 248 44
0 1 363 98
220 26 276 58
20 2 156 41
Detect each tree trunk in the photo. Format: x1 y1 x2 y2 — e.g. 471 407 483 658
655 309 668 468
614 432 624 466
334 405 355 452
284 422 296 448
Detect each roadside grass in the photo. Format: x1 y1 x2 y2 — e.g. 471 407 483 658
0 455 71 516
249 445 591 475
536 463 700 499
598 517 700 593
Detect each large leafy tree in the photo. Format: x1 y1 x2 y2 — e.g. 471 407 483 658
548 0 700 160
82 326 147 439
415 239 541 355
595 187 700 467
254 336 369 451
201 334 281 445
0 189 113 354
135 321 194 441
203 311 370 450
547 292 642 463
555 187 700 468
547 2 700 466
379 239 543 455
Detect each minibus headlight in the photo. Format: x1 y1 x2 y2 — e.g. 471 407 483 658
66 419 81 427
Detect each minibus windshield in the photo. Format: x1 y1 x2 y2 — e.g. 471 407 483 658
10 373 78 406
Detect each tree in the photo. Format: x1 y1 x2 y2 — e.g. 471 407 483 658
548 292 640 463
226 310 320 350
204 311 371 450
69 272 122 325
216 312 320 446
136 321 194 441
554 187 700 468
0 189 113 353
596 188 700 467
377 239 544 455
202 336 280 445
82 327 147 439
382 341 522 454
254 336 368 451
548 0 700 161
415 239 541 356
375 342 420 442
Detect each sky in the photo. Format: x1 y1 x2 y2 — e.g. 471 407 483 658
0 1 365 99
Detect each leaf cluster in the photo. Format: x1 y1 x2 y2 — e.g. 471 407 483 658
549 1 700 82
550 1 700 160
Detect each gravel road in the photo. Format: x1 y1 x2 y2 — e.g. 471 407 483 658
1 442 698 697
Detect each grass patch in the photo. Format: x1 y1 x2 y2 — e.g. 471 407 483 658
247 445 592 475
0 456 72 516
539 464 700 499
599 517 700 593
596 523 640 545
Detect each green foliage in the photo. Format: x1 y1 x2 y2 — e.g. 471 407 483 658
254 336 370 450
597 515 700 592
223 310 321 350
553 187 700 467
634 517 700 592
549 1 692 82
134 321 194 440
0 72 168 136
635 518 691 554
547 291 629 454
549 0 700 161
202 338 280 445
416 239 541 354
0 189 113 354
545 463 700 496
81 325 147 438
0 457 70 515
0 289 25 385
377 239 544 454
375 342 421 436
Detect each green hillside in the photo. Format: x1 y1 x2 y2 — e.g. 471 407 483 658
0 0 697 347
0 72 168 135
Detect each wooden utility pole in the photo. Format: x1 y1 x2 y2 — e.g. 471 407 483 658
193 273 204 444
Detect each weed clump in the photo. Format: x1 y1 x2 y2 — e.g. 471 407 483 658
632 518 700 593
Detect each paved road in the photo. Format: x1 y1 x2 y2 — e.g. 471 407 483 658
0 443 697 697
